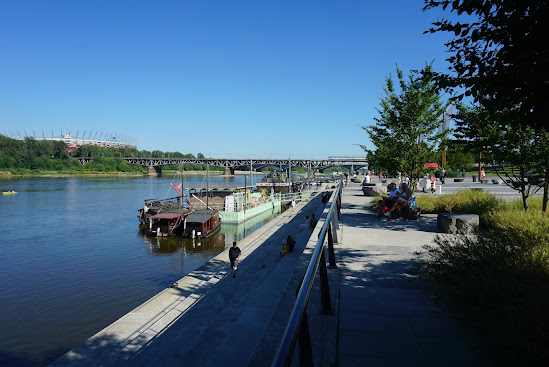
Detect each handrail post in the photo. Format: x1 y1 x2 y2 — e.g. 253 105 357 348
271 181 342 367
327 223 337 268
298 311 314 367
319 248 332 314
330 214 338 243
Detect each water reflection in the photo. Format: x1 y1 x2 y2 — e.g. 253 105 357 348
139 204 282 255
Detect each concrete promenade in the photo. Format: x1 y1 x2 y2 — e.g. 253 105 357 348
52 179 507 366
336 182 491 366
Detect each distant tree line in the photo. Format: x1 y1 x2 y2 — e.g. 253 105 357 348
0 134 215 173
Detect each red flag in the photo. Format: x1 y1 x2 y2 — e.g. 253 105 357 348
171 182 182 195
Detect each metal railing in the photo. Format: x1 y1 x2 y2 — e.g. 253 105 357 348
272 180 342 367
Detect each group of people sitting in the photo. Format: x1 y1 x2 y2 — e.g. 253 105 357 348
377 182 420 220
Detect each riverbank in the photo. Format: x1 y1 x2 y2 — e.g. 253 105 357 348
0 169 270 178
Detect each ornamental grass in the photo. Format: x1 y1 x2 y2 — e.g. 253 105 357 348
413 192 549 364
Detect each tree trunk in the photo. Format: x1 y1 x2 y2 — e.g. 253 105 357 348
542 168 549 213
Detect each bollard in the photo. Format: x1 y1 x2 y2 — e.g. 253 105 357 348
438 185 442 194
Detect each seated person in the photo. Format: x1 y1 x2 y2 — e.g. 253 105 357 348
387 183 412 217
377 183 400 216
286 235 296 252
280 239 289 257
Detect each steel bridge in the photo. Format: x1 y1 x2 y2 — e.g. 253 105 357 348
75 156 369 176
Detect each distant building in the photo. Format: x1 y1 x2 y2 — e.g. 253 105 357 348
5 128 138 152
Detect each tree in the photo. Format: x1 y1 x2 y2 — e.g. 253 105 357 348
362 63 446 177
424 0 549 132
453 103 549 211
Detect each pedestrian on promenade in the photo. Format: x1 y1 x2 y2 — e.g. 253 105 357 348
299 216 310 232
440 168 446 184
321 192 328 207
308 213 318 232
291 199 296 210
229 241 241 278
481 168 486 181
379 171 383 181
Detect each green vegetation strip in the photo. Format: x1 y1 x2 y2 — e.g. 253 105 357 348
408 190 549 365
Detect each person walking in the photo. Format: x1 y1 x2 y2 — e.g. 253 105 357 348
299 216 310 232
229 241 241 278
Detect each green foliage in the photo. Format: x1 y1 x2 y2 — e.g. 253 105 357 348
414 193 549 363
453 104 549 211
424 0 548 133
363 63 447 176
0 133 216 174
416 189 500 224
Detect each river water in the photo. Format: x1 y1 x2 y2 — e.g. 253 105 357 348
0 174 272 366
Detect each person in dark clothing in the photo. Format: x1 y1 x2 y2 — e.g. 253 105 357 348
321 192 328 207
229 241 241 278
308 214 318 232
286 235 296 252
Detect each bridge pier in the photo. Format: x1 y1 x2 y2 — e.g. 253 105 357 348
223 167 234 176
146 166 162 176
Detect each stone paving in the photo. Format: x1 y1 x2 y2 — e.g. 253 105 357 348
336 183 492 366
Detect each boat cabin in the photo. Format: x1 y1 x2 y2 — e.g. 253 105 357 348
183 209 221 238
148 209 189 237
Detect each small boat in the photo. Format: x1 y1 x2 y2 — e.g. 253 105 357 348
2 191 17 195
181 209 221 238
139 164 221 238
147 208 192 237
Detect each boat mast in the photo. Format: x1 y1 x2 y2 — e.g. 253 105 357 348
206 163 209 208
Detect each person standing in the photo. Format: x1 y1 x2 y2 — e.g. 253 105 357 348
379 171 383 181
321 192 328 207
229 241 241 278
308 213 318 232
481 168 486 181
440 168 446 184
299 216 310 232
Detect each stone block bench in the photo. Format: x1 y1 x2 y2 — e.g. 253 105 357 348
492 179 504 184
454 178 464 182
362 183 386 196
437 213 479 234
480 179 490 184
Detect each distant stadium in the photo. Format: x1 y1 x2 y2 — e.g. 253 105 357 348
4 126 138 152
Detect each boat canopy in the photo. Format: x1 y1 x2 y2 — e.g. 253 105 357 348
186 210 218 224
150 211 188 220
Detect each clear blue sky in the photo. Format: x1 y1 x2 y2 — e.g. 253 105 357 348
0 0 455 159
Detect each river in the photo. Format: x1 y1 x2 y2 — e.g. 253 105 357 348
0 174 273 366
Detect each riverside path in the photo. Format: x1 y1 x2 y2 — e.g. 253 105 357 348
335 182 492 366
53 180 495 366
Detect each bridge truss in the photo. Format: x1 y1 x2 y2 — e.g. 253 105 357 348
76 157 368 170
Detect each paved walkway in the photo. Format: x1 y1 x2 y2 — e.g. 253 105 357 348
337 183 490 366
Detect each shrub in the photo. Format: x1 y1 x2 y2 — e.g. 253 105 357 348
415 189 500 225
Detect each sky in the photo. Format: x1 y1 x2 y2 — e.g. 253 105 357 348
0 0 457 159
